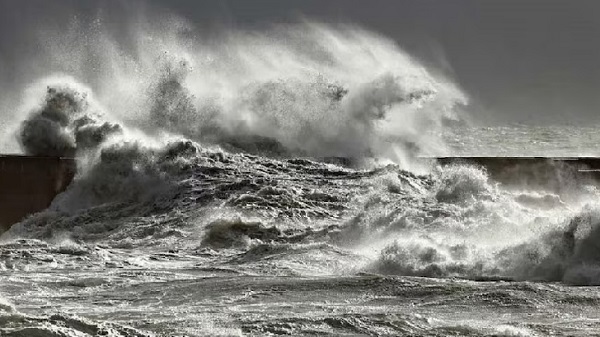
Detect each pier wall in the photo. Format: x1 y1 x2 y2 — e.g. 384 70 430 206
0 155 75 233
435 157 600 190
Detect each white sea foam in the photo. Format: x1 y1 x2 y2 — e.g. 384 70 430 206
2 7 600 336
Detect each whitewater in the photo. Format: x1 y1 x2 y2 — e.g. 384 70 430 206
2 18 600 337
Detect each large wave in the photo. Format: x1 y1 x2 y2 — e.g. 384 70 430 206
5 18 466 166
354 163 600 285
8 13 600 287
3 17 467 220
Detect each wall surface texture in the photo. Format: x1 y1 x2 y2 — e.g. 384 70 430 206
0 155 75 233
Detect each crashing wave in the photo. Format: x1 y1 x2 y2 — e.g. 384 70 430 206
5 18 600 287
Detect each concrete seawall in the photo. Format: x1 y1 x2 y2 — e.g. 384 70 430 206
0 155 75 233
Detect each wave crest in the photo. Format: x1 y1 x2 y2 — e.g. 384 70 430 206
8 21 466 166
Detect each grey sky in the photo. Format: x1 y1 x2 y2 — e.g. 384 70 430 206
1 0 599 125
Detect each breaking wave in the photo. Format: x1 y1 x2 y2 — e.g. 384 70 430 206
3 14 600 287
7 18 466 164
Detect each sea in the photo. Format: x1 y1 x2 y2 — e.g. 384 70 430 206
2 23 600 337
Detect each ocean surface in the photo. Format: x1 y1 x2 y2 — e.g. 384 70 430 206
2 23 600 337
3 124 600 336
445 125 600 157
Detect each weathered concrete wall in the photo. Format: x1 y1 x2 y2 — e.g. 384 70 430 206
0 155 75 233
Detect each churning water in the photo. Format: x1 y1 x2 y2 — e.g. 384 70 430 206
2 19 600 337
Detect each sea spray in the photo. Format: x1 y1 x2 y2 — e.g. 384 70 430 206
17 76 121 158
7 20 467 168
7 15 600 287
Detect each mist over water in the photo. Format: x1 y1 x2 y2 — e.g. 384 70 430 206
2 7 600 337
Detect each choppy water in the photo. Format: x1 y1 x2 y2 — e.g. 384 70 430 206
2 20 600 337
3 134 600 336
